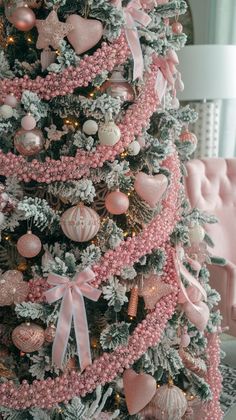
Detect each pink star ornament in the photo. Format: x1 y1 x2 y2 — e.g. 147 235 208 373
139 274 174 310
36 10 74 50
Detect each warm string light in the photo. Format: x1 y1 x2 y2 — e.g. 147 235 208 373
7 36 15 45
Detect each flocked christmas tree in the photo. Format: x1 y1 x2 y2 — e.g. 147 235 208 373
0 0 224 419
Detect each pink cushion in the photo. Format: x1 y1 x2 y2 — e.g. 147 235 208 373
185 158 236 264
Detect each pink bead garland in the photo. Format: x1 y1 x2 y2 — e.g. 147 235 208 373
202 333 223 420
0 55 162 183
0 33 130 102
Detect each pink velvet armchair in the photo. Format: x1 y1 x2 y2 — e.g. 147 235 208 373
185 158 236 336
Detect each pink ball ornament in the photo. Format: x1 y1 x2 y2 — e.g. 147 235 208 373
60 204 100 242
179 130 197 146
4 94 18 108
172 21 183 34
12 322 45 353
4 0 25 24
17 231 42 258
44 325 56 343
12 6 36 31
101 69 135 103
21 114 36 131
105 190 129 215
14 128 45 156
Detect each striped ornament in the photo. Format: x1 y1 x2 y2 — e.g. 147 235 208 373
60 204 100 242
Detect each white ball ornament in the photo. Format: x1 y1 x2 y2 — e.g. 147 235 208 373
128 140 141 156
0 104 13 119
60 204 100 242
189 224 205 245
82 120 98 136
98 121 121 146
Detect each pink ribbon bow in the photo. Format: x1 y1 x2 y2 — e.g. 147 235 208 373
45 268 101 371
112 0 151 80
174 246 207 307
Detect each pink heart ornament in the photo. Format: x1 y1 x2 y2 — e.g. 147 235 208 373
134 172 168 208
123 369 156 415
183 301 210 332
66 15 103 55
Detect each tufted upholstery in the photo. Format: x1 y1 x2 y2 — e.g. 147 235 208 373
185 159 236 336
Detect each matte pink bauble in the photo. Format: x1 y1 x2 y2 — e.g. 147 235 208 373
66 14 103 55
134 172 168 208
0 270 29 306
172 21 183 34
123 369 156 415
12 6 36 31
4 94 18 108
4 0 25 24
105 190 129 215
60 204 100 242
101 69 135 102
179 130 197 145
44 325 56 343
12 322 44 353
183 301 210 332
149 383 188 420
14 128 44 156
17 231 42 258
21 114 36 131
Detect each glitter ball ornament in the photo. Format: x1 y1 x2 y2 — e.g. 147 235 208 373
0 270 29 306
14 128 45 156
0 104 13 119
150 382 187 420
60 204 100 242
4 94 18 108
17 231 42 258
172 21 183 34
12 322 45 353
101 68 135 102
189 224 205 245
98 121 121 146
82 120 98 136
105 190 129 215
21 114 36 131
12 6 36 31
128 140 141 156
44 325 56 343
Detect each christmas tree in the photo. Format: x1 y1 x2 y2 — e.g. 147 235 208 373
0 0 223 418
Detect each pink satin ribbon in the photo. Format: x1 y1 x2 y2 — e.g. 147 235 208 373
45 268 101 371
174 246 207 309
112 0 151 79
154 53 178 102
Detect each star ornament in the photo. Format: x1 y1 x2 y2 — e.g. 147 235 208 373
36 10 74 50
139 274 174 310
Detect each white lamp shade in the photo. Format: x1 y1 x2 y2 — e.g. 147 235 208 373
177 45 236 100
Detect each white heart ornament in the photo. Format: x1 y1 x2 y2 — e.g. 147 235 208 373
66 15 103 55
134 172 168 208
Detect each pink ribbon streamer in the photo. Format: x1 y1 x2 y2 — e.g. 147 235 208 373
155 55 178 87
112 0 151 79
45 268 101 371
174 246 207 308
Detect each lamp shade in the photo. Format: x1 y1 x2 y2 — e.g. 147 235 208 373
177 45 236 100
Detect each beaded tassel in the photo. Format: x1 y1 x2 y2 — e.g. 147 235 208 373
128 286 139 318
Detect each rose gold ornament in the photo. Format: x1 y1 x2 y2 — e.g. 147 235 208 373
105 190 129 215
179 349 207 377
12 322 44 353
17 231 42 258
128 286 139 318
0 270 29 306
172 21 183 34
179 130 197 146
60 204 100 242
12 6 36 31
14 128 45 156
21 114 36 131
4 0 25 24
44 325 56 343
101 68 135 102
